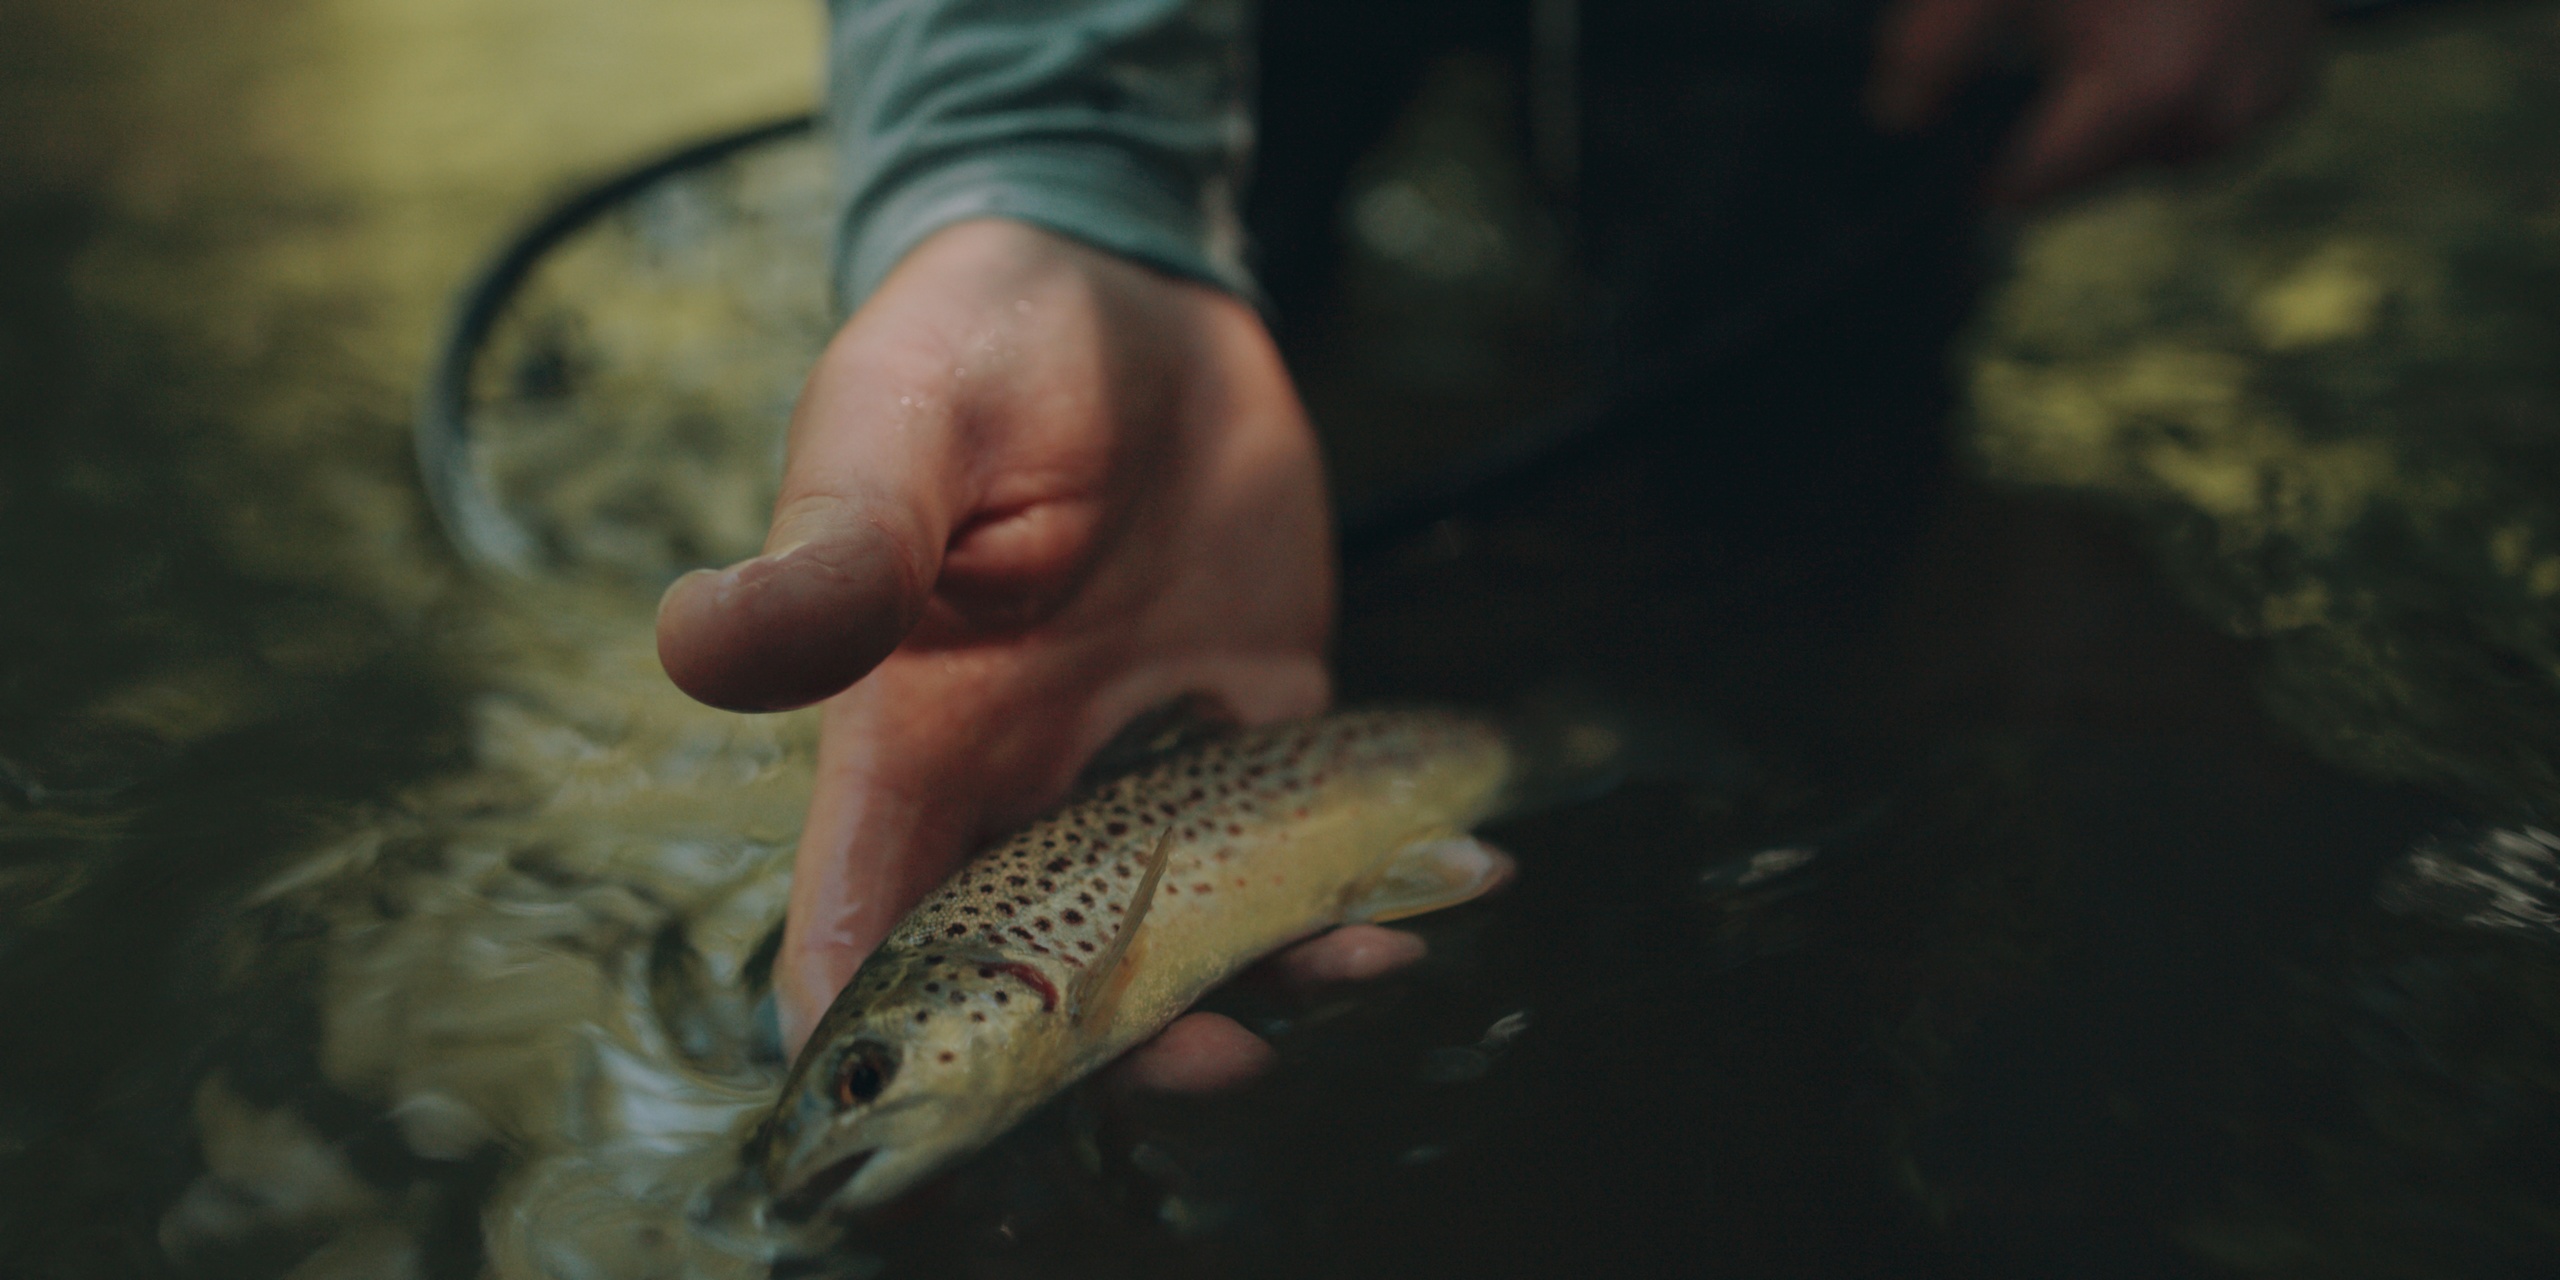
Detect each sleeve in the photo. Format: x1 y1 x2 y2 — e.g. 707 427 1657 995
824 0 1259 312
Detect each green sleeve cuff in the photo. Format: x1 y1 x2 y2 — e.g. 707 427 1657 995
836 140 1257 310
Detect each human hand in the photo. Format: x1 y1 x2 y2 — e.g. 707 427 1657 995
1870 0 2323 205
655 219 1421 1091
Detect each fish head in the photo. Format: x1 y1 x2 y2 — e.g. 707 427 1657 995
748 947 1069 1221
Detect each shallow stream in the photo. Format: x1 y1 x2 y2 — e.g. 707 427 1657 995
4 4 2560 1277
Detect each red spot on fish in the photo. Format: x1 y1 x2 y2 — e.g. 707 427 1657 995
1194 882 1214 894
938 1052 956 1063
986 962 1056 1011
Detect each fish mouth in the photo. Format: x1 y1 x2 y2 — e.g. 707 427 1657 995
771 1149 877 1223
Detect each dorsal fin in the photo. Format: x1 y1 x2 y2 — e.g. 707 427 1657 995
1069 824 1175 1023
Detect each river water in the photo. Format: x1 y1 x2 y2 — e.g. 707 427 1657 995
3 3 2558 1278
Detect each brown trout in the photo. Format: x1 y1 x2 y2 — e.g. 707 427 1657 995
742 708 1518 1222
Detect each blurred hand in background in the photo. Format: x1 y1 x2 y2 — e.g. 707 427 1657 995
1872 0 2324 204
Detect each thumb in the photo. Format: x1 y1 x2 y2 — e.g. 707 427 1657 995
655 336 963 713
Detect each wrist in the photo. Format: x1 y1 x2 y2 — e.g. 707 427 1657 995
836 145 1258 317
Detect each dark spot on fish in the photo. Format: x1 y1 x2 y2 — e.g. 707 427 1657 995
993 991 1009 1004
925 983 941 993
978 967 995 979
1034 918 1052 932
1062 910 1084 924
1228 824 1243 836
1044 858 1070 873
1078 941 1096 952
997 903 1015 917
1009 927 1033 942
1077 893 1094 907
1037 879 1055 892
938 1052 955 1064
1106 822 1128 837
1006 875 1027 887
985 962 1058 1011
970 1013 985 1022
947 923 967 936
914 1012 930 1024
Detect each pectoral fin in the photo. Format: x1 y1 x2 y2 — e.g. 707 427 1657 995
1343 836 1515 925
1068 824 1176 1025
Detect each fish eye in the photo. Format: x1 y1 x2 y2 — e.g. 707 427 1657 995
834 1042 897 1109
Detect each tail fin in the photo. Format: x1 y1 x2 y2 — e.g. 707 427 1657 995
1497 680 1750 818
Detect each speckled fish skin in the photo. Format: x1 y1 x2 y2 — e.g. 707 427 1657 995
747 709 1516 1221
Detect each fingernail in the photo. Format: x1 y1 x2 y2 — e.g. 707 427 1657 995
657 568 718 620
661 542 818 617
